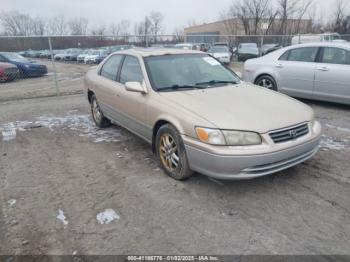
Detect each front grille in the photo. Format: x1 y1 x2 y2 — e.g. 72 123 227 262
269 123 309 143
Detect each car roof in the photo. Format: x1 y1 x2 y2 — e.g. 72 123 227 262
112 48 204 57
289 42 350 49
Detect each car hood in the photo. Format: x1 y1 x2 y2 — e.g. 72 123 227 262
10 59 41 66
158 83 313 133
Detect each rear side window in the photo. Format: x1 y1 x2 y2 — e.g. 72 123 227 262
279 47 318 62
100 55 123 81
321 47 350 65
120 56 144 84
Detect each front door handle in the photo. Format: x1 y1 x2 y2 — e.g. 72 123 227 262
317 67 329 71
275 63 283 68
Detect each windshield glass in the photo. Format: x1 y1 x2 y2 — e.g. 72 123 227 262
241 43 257 48
3 53 27 61
144 54 240 91
209 47 228 53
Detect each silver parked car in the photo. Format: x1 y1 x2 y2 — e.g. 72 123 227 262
243 42 350 105
84 48 322 181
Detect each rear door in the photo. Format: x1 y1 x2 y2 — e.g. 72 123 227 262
314 47 350 104
276 47 320 99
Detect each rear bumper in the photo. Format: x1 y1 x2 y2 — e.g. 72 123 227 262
184 135 321 180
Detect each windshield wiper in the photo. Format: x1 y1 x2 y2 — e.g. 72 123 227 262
158 84 208 92
195 80 239 86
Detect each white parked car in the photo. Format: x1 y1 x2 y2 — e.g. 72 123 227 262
207 46 232 64
77 50 92 63
243 42 350 105
291 33 347 45
84 50 108 64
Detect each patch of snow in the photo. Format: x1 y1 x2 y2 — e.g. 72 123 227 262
57 209 68 226
96 209 120 225
0 113 126 143
320 135 347 150
326 124 350 134
2 126 16 141
8 199 17 207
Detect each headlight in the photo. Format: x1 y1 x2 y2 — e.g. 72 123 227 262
24 64 31 68
195 127 226 145
222 130 262 146
196 127 262 146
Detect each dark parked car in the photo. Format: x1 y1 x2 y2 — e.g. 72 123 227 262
0 62 19 82
237 43 259 61
0 52 48 78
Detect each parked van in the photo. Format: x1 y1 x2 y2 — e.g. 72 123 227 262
291 33 346 45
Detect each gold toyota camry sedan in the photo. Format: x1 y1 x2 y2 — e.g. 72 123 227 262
84 48 322 180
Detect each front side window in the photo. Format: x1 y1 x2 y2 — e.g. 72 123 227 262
100 55 123 81
0 55 7 62
279 47 319 62
321 47 350 65
144 54 240 91
120 56 144 84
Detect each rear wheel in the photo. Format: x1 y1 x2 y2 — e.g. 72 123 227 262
255 75 277 91
156 124 193 180
91 94 111 128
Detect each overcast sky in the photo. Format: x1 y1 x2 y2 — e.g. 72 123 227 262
1 0 339 32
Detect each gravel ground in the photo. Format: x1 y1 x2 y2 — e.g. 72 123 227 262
0 94 349 255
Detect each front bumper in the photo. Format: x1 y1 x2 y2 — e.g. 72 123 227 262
184 134 321 180
216 57 231 63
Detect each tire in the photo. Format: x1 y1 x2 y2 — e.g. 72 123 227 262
90 94 111 128
156 124 193 180
255 75 278 91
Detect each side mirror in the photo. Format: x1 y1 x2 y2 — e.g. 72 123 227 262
125 81 145 93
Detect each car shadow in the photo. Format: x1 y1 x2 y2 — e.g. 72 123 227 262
297 98 350 110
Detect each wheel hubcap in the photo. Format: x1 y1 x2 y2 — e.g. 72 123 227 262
92 100 102 122
258 78 273 89
159 134 179 171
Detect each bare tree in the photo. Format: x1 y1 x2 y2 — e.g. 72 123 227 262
91 23 106 36
68 17 89 35
332 0 349 33
173 27 185 42
0 11 32 36
276 0 313 35
31 17 46 36
150 11 164 43
47 15 68 36
224 0 275 35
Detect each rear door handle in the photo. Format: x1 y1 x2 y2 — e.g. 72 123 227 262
317 67 329 71
275 63 283 68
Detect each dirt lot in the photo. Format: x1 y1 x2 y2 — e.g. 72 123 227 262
0 60 349 255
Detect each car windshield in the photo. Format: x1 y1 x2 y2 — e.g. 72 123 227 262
209 47 228 53
241 43 257 48
144 54 240 91
3 53 27 61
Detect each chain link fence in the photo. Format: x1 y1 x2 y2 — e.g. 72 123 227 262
0 34 349 100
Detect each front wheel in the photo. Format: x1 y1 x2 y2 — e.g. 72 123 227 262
255 75 277 91
156 124 193 180
90 94 111 128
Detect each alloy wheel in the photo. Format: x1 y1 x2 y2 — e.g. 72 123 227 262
159 133 179 171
